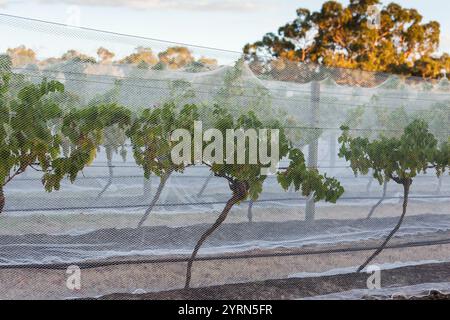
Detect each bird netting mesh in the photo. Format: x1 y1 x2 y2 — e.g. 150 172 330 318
0 14 449 299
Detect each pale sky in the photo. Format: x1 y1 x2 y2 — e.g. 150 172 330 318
0 0 450 62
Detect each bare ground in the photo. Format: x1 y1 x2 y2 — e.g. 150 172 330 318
1 238 450 300
95 262 450 300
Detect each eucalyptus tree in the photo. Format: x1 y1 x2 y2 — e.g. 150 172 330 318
244 0 446 78
339 120 449 272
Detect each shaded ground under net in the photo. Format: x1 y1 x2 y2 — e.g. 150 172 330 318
94 262 450 300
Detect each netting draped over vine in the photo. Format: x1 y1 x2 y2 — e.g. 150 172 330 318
0 14 449 299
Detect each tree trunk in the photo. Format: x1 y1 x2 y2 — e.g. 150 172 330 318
0 187 4 214
137 172 170 228
247 200 254 223
185 180 248 289
366 180 388 219
97 148 114 199
197 172 213 197
436 175 443 194
357 178 411 273
305 193 316 223
366 175 374 193
143 176 152 198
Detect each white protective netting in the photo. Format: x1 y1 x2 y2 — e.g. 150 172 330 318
0 14 449 299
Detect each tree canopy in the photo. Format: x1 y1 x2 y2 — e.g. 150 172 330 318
338 119 448 271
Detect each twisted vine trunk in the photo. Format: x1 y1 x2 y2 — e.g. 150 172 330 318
247 200 254 223
97 148 114 199
143 176 152 198
137 172 171 228
185 180 249 289
0 187 4 214
197 172 213 197
366 180 388 219
366 175 374 193
436 175 443 194
357 178 411 273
